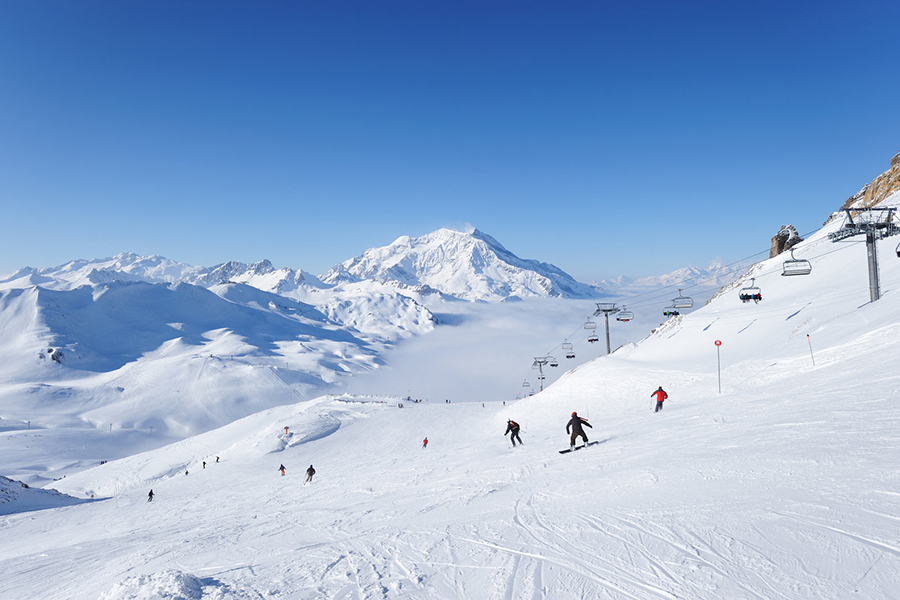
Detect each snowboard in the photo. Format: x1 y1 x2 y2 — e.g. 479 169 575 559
559 441 599 454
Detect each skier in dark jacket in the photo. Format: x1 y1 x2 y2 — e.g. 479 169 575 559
306 465 316 483
651 386 668 412
566 412 592 450
148 489 154 502
504 420 523 447
279 464 286 476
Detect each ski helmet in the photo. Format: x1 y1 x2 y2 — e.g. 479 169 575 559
571 412 577 416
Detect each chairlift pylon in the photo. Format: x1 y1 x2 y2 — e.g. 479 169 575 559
672 289 693 309
782 248 812 276
616 306 634 322
739 278 763 303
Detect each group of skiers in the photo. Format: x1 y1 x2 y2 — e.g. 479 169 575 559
503 386 670 450
148 387 671 502
279 464 316 482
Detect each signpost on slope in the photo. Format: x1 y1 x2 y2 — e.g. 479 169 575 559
807 334 815 367
715 340 722 393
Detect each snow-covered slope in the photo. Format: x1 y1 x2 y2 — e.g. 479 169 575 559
1 198 899 598
322 227 602 301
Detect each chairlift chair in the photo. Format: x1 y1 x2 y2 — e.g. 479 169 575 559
662 305 679 317
562 341 576 359
549 357 559 367
738 278 763 303
583 319 597 330
587 333 599 343
616 306 634 322
522 380 531 388
672 289 693 309
782 248 812 276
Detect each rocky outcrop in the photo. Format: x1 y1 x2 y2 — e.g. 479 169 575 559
838 149 900 213
770 225 802 258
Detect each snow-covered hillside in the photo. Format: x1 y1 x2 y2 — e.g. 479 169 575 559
321 227 603 301
1 197 899 598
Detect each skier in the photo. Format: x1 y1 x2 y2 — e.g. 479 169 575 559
216 456 220 463
566 412 592 450
422 437 428 449
279 464 286 476
504 419 523 447
148 489 154 502
202 461 206 469
306 465 316 483
652 386 668 412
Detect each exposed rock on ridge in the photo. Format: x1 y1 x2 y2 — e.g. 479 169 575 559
832 149 900 220
770 225 803 258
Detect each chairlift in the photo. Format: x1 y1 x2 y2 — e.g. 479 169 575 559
672 289 693 309
549 357 559 368
522 380 531 388
782 248 812 276
662 305 679 317
587 333 599 343
562 341 576 359
583 319 597 330
739 278 763 303
616 306 634 322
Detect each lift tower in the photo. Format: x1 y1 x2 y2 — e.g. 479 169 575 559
593 302 620 355
828 207 899 302
532 357 551 391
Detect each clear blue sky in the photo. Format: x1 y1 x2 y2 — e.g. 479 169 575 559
2 0 899 281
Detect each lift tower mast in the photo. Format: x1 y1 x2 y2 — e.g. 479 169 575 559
828 207 899 303
593 303 620 355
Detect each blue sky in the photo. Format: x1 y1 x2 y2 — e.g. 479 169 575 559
2 0 899 281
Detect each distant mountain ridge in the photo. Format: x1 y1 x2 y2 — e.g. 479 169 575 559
2 228 601 303
320 228 602 301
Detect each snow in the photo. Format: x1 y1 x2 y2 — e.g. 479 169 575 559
2 208 900 598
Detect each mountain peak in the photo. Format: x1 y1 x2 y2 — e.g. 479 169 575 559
320 228 599 301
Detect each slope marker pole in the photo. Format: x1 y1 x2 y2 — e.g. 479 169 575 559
807 334 815 367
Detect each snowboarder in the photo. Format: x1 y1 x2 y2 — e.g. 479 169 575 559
306 465 315 482
566 412 592 450
148 489 154 502
422 437 428 449
279 464 286 476
652 386 668 412
505 420 523 447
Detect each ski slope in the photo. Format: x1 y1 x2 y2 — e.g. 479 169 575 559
1 205 900 598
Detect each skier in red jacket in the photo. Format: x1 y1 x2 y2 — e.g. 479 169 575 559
652 386 668 412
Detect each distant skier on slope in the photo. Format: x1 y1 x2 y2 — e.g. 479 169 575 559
422 437 428 449
306 465 316 483
148 489 154 502
566 412 592 451
279 464 286 476
505 420 523 447
652 386 668 413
